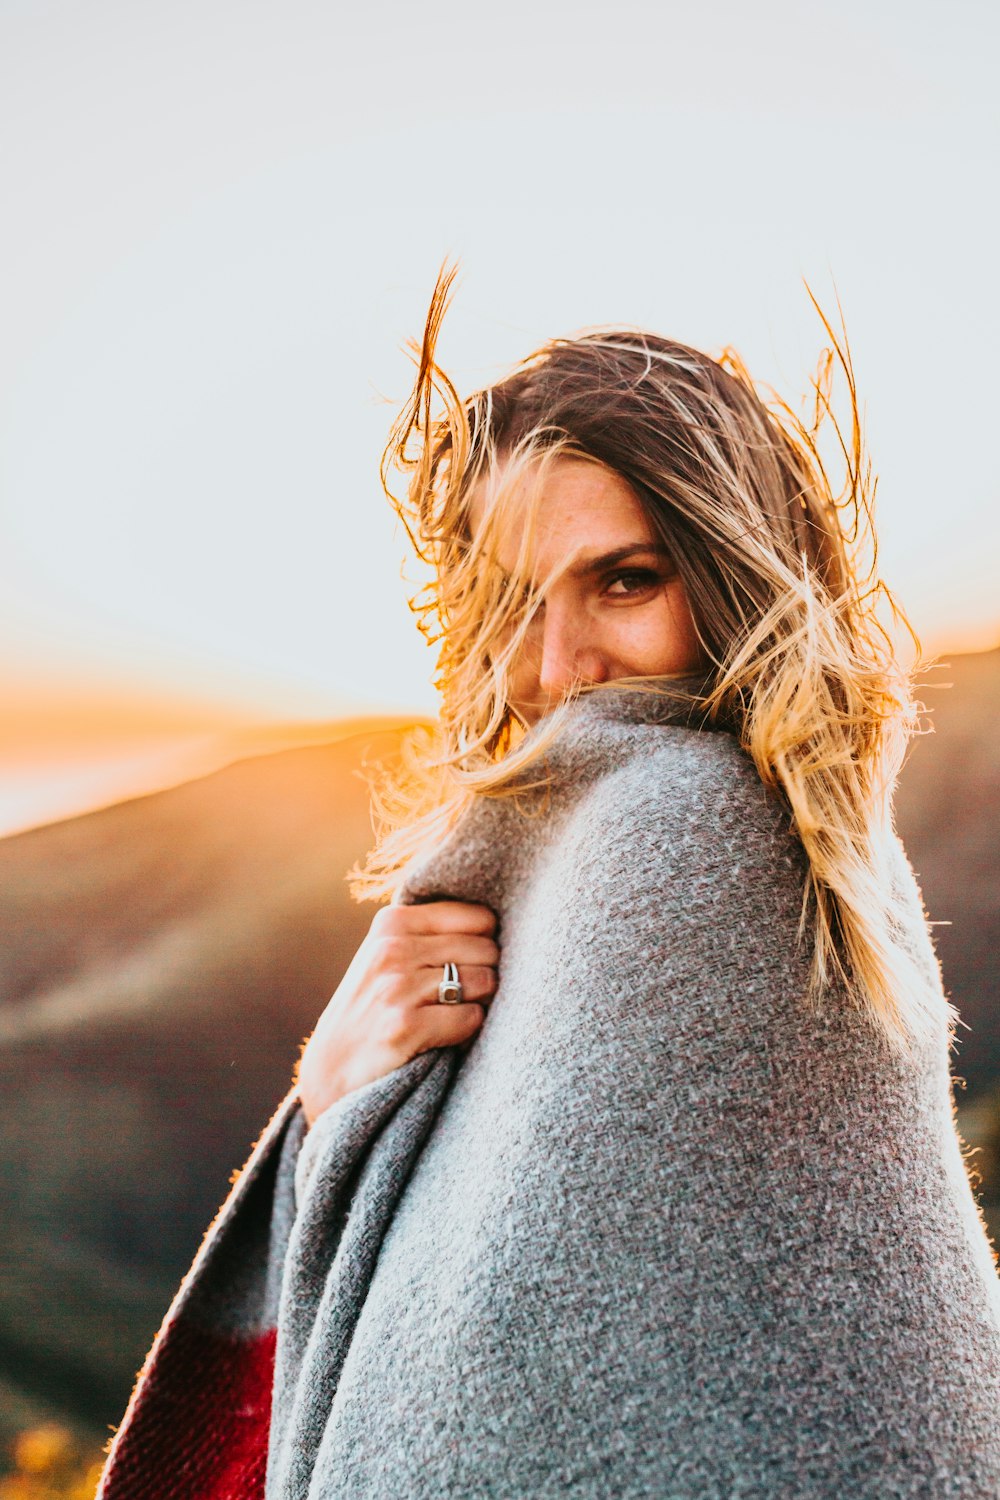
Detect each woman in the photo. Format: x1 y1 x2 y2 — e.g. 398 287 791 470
97 269 1000 1499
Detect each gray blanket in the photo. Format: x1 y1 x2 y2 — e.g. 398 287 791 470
99 682 1000 1499
260 685 1000 1496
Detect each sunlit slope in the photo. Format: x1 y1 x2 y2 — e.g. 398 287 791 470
0 672 405 837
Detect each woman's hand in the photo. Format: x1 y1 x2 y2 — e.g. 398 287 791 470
295 900 499 1128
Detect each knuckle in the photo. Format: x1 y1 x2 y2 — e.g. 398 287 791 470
383 935 409 966
371 905 409 936
381 997 416 1045
372 934 408 970
380 971 412 1006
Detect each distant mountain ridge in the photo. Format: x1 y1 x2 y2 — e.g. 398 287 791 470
0 712 417 840
1 651 997 1445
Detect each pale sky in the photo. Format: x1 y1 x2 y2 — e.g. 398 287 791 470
1 0 997 731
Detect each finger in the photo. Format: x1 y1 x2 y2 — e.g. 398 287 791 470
417 964 498 1007
416 1000 488 1053
408 933 500 970
394 901 497 936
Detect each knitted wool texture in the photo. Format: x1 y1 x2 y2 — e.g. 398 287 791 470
97 685 1000 1500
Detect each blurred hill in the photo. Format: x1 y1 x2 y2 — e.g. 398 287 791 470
893 646 1000 1088
0 720 408 1449
0 650 998 1450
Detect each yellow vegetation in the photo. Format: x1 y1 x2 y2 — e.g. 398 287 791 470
1 1426 104 1500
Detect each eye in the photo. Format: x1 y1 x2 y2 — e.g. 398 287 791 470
604 567 664 598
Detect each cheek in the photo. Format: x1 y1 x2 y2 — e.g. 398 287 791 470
612 588 700 673
669 587 707 668
502 625 542 691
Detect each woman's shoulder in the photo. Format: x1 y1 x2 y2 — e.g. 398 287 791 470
573 715 801 864
541 714 810 939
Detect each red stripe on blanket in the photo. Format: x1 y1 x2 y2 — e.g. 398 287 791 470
100 1323 276 1500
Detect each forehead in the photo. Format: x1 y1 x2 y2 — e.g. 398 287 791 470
467 455 655 573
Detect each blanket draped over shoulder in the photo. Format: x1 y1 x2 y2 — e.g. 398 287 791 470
97 685 1000 1500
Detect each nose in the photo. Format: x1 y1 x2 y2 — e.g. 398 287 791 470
536 600 609 698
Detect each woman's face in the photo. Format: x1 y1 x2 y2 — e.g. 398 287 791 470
471 456 707 728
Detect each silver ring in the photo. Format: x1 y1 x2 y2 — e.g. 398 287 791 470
438 962 464 1005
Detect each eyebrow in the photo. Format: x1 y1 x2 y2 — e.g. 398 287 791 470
568 543 672 579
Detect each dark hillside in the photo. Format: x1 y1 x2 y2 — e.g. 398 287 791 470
0 725 401 1442
893 646 1000 1088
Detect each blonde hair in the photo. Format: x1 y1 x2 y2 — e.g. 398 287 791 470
354 263 954 1060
